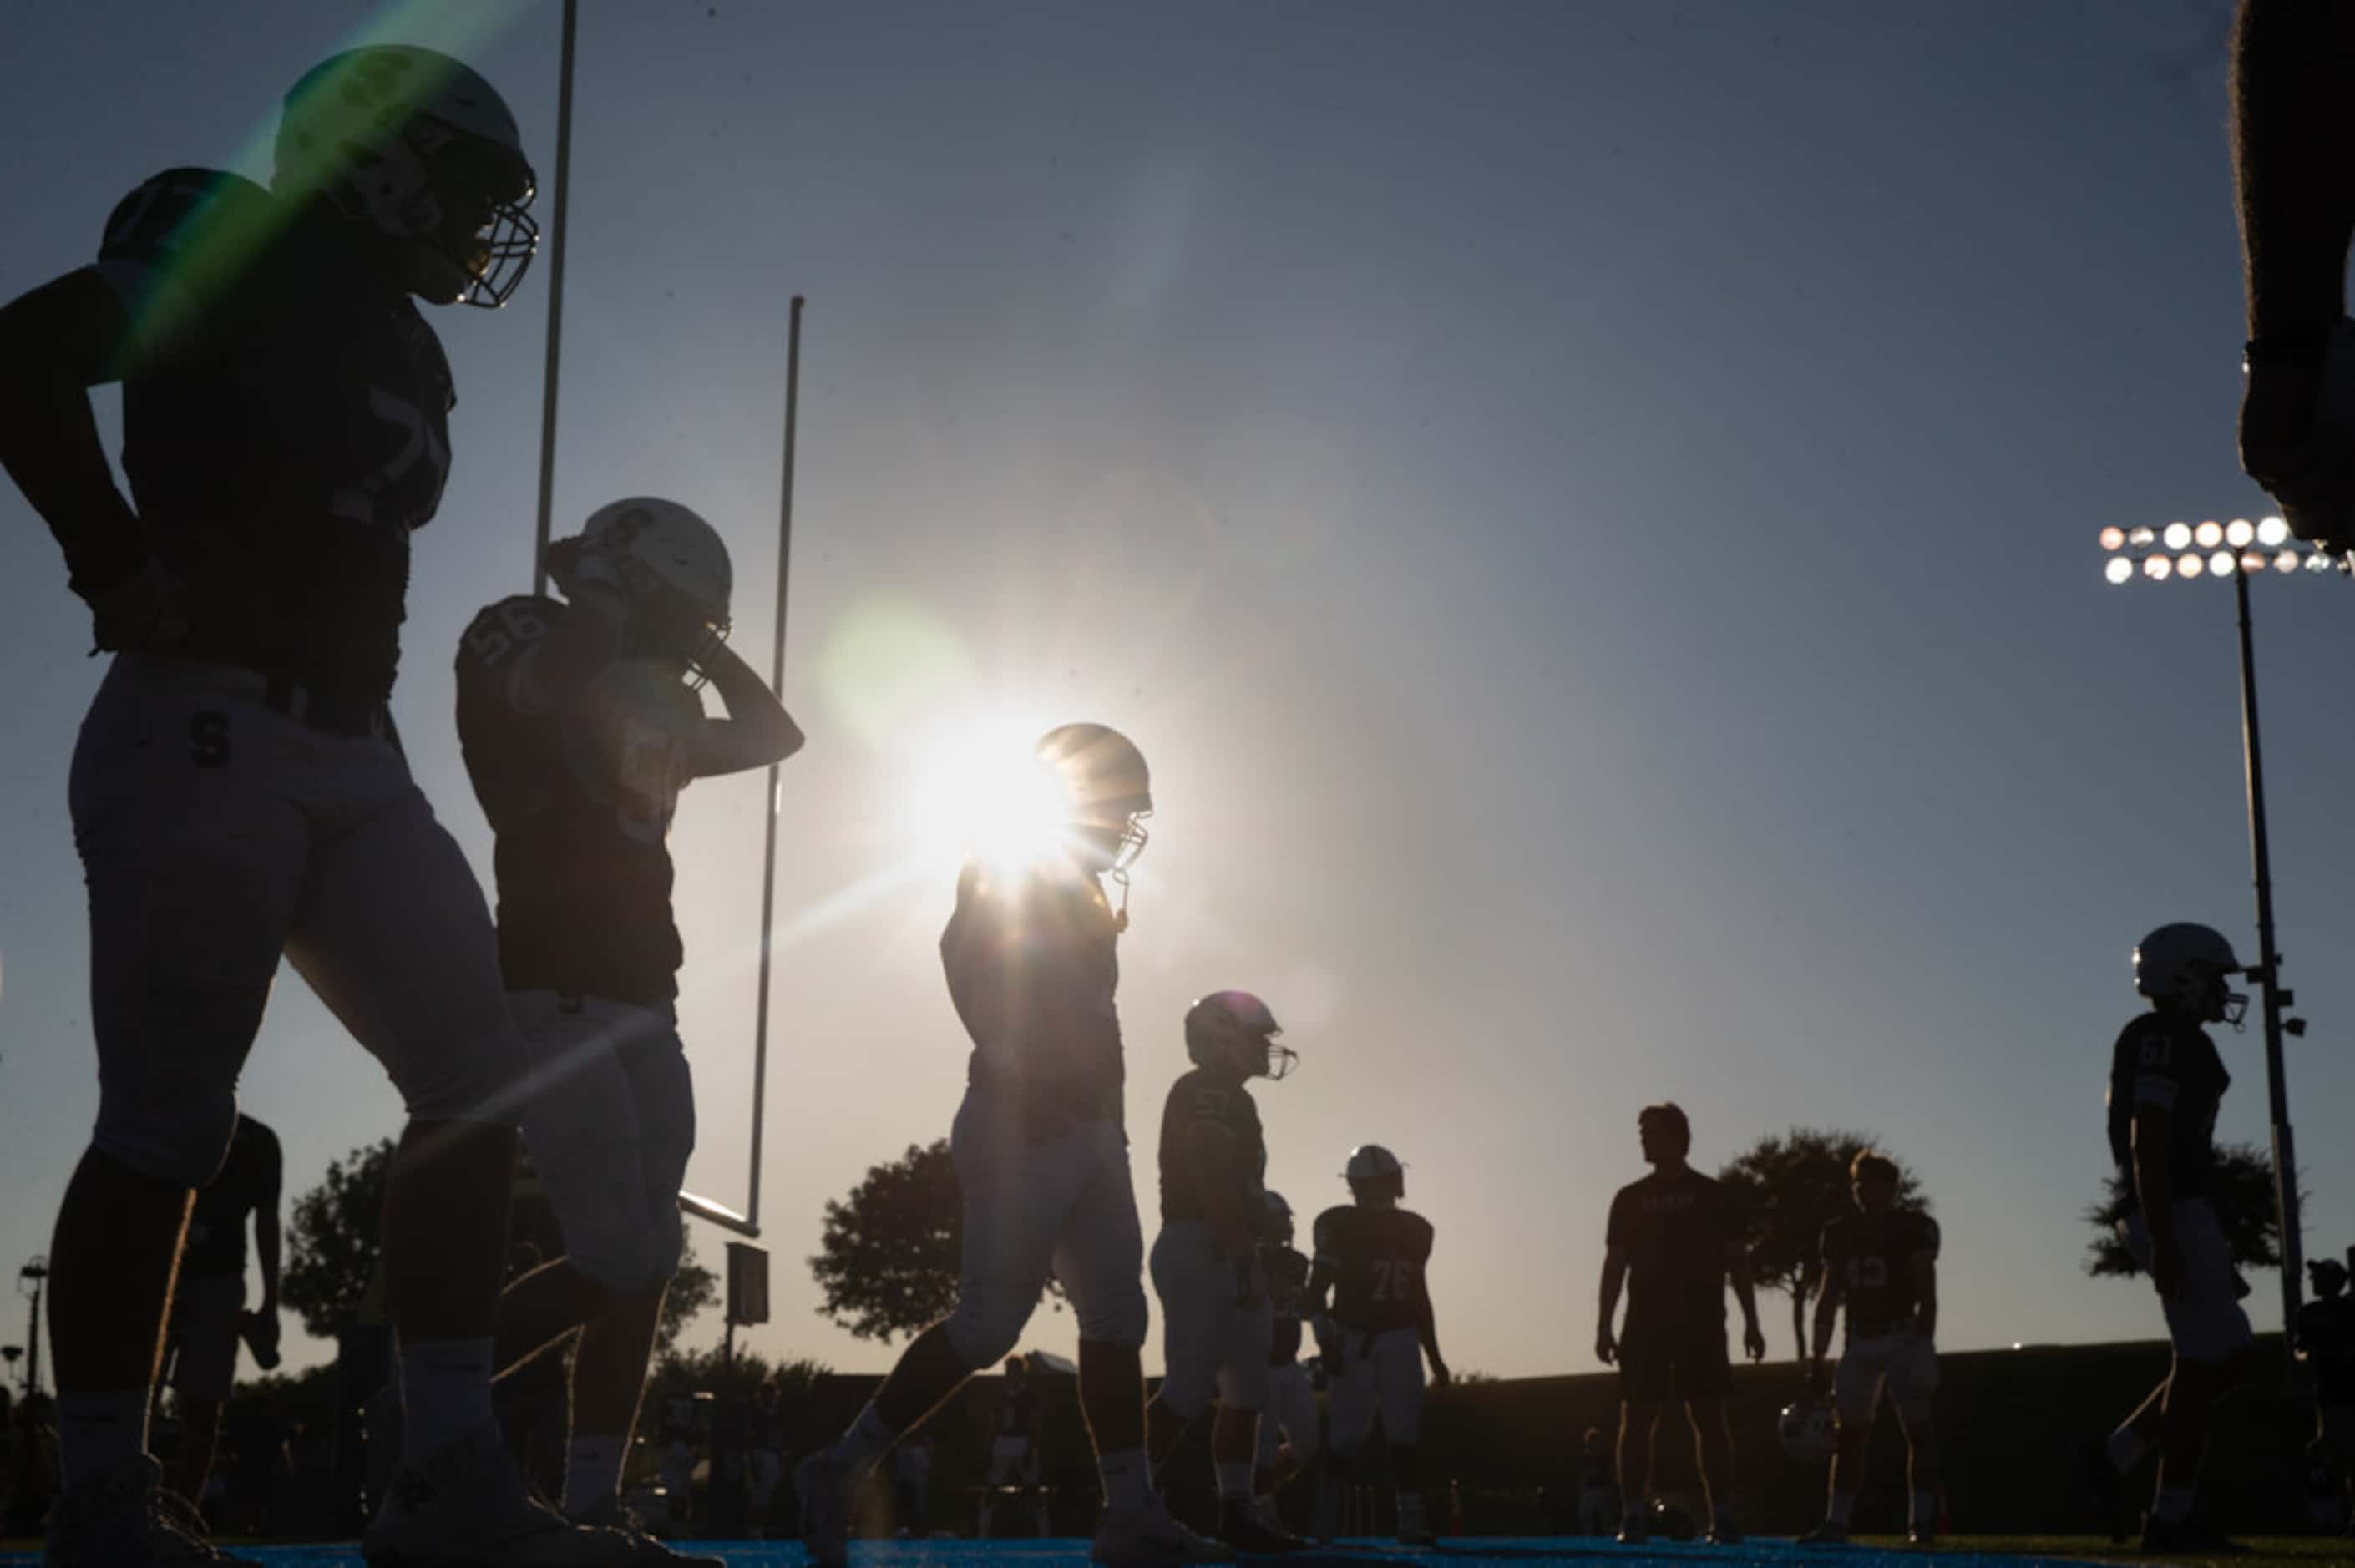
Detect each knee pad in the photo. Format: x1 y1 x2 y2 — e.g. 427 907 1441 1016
94 1086 241 1189
944 1295 1031 1371
1073 1274 1147 1348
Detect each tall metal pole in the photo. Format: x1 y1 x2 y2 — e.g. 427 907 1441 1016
747 296 803 1232
529 0 579 594
2232 566 2304 1367
22 1258 47 1399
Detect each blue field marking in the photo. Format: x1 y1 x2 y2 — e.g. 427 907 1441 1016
0 1538 2109 1566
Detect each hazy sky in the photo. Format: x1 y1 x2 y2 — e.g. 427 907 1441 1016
4 0 2350 1387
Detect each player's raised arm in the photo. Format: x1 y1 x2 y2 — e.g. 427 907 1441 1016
0 269 170 646
686 631 803 778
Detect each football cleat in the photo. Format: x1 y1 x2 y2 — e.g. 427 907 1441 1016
1093 1496 1238 1563
1615 1507 1649 1545
794 1446 861 1568
362 1424 636 1565
40 1454 253 1565
1704 1513 1745 1545
569 1495 722 1565
2071 1435 2130 1545
1218 1498 1309 1553
1797 1520 1849 1544
2138 1510 2241 1554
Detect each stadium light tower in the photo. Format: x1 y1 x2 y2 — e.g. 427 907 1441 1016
18 1256 47 1399
2101 516 2347 1366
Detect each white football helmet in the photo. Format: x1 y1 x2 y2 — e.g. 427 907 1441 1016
1777 1396 1836 1464
275 45 537 306
1344 1143 1405 1206
1035 722 1152 883
1184 990 1296 1080
2133 922 2247 1026
577 497 734 630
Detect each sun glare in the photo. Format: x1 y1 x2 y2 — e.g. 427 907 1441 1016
903 718 1077 877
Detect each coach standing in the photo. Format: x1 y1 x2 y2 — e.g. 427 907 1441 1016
1593 1103 1765 1545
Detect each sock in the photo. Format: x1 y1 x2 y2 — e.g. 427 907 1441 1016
2155 1486 2195 1524
1911 1490 1937 1530
1216 1462 1253 1502
565 1434 627 1513
833 1402 894 1468
2107 1427 2149 1474
1099 1448 1152 1510
1826 1491 1856 1526
398 1338 495 1461
57 1388 151 1490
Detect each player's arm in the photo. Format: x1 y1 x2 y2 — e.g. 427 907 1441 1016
687 634 804 779
2130 1101 2180 1296
1809 1234 1843 1378
1413 1234 1449 1386
1910 1245 1937 1344
254 1130 283 1322
1594 1245 1628 1365
1728 1236 1767 1362
1178 1118 1259 1261
0 270 154 619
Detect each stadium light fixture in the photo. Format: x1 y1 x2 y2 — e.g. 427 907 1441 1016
2098 514 2347 1369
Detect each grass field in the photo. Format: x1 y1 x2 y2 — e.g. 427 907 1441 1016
3 1536 2352 1565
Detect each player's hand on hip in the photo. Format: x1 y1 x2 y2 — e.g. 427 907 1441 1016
2243 322 2355 552
87 555 188 654
1742 1320 1768 1362
1593 1327 1616 1365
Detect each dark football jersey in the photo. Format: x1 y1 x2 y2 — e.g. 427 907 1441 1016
995 1382 1040 1439
456 595 701 1007
2106 1013 2229 1202
2299 1297 2355 1405
100 169 456 706
1313 1205 1436 1334
1266 1243 1310 1365
1819 1207 1940 1338
1606 1168 1740 1326
943 859 1124 1123
182 1115 280 1279
1157 1068 1267 1225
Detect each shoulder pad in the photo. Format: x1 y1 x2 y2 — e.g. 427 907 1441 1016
1312 1207 1352 1251
1913 1212 1942 1252
1405 1210 1435 1256
455 594 561 682
99 169 272 271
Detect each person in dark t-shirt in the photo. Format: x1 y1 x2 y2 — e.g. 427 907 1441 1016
163 1113 281 1509
1595 1102 1765 1545
2297 1252 2355 1528
2084 923 2258 1555
458 496 798 1551
1800 1151 1943 1545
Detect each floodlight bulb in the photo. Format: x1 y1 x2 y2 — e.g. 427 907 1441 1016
2145 555 2173 580
2178 552 2206 578
2307 551 2332 574
2276 549 2300 574
2104 556 2134 585
2128 526 2157 548
2207 549 2234 575
2098 525 2125 552
2195 521 2224 549
2163 523 2193 550
2245 551 2271 574
2257 516 2290 546
2226 518 2255 548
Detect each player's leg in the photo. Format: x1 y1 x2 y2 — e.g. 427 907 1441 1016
1146 1222 1231 1481
163 1277 244 1507
1375 1328 1432 1544
1892 1335 1942 1540
2129 1202 2255 1544
283 778 618 1561
1319 1337 1379 1537
48 670 301 1560
1811 1339 1883 1539
1613 1397 1663 1538
1684 1319 1740 1540
1207 1297 1295 1549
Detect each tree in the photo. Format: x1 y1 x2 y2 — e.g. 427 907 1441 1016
1716 1128 1929 1362
808 1139 1064 1343
282 1139 397 1338
280 1136 717 1349
2083 1141 2282 1278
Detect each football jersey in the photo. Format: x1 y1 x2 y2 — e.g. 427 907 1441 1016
1266 1243 1310 1365
1313 1205 1436 1334
995 1381 1040 1440
942 859 1125 1124
1156 1068 1267 1225
1605 1167 1741 1326
2298 1296 2355 1406
99 169 456 706
455 595 701 1007
2106 1012 2229 1201
182 1115 280 1279
1819 1207 1940 1338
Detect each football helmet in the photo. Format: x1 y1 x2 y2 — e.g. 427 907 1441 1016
275 45 538 307
1343 1143 1405 1206
1777 1396 1836 1464
1184 990 1297 1080
1035 722 1152 879
2312 1256 2349 1302
1261 1190 1294 1247
2132 923 2248 1027
556 497 733 678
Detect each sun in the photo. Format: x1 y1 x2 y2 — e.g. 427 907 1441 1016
902 715 1077 877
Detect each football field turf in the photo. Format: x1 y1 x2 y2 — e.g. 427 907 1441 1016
8 1537 2351 1565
